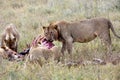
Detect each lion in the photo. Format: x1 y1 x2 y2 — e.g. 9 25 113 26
25 46 60 67
0 45 19 61
24 35 61 67
43 17 120 57
1 23 20 52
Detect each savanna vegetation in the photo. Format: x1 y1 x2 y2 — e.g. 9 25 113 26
0 0 120 80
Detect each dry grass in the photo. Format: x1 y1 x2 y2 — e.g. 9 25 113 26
0 0 120 80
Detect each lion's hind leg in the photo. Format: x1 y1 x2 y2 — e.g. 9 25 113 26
98 31 112 59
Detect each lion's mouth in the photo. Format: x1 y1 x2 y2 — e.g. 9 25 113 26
48 39 53 42
43 38 53 42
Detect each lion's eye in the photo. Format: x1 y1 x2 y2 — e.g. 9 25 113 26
4 40 7 42
45 33 48 35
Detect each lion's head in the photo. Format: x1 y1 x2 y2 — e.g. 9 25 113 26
43 24 58 42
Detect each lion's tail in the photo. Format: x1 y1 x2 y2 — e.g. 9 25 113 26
108 20 120 38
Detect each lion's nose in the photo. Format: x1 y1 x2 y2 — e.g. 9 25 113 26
18 55 21 58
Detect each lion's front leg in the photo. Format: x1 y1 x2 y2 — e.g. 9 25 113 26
15 43 18 52
61 41 67 56
66 38 73 56
1 37 6 48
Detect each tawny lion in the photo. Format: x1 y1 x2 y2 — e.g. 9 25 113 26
43 17 120 57
1 23 20 52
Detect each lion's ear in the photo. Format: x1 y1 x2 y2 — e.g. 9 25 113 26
42 26 46 30
54 25 58 30
1 46 6 49
13 37 16 41
1 46 8 51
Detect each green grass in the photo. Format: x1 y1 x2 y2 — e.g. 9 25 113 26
0 0 120 80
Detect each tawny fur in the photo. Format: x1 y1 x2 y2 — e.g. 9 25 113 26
0 46 18 60
25 46 61 67
43 17 120 56
1 23 20 52
0 47 8 59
